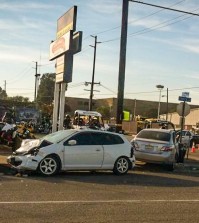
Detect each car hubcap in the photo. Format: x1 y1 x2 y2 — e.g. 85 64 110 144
40 158 57 175
117 158 128 173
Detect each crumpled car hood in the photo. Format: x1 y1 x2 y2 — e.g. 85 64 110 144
16 139 41 153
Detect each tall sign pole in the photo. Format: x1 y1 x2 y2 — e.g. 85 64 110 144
50 6 82 132
116 0 129 132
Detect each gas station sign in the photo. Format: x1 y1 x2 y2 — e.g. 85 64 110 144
49 31 72 61
56 6 77 39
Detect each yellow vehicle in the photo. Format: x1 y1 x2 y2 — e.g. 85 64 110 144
136 118 175 133
144 119 175 130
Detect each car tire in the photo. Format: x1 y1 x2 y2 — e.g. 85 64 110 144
166 163 174 171
38 155 60 176
113 156 130 175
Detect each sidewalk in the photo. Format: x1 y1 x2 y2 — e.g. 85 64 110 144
0 145 12 164
179 148 199 171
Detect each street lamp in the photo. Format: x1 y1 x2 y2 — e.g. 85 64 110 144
156 85 164 120
162 87 169 121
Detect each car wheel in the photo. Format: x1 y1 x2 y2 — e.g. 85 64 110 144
166 163 174 171
113 157 130 175
38 155 60 176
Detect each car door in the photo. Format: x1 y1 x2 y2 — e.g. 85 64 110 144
181 131 191 145
63 131 103 169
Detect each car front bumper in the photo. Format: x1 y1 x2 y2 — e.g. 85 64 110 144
7 154 41 171
129 156 136 169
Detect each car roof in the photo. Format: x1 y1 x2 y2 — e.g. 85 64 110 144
139 128 174 133
61 128 122 136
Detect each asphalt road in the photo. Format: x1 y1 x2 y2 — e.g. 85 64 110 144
0 166 199 223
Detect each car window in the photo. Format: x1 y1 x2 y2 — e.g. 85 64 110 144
181 131 186 137
66 132 93 145
42 129 77 144
65 132 124 146
137 131 171 142
90 132 124 145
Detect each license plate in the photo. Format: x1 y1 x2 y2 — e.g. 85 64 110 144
145 145 154 150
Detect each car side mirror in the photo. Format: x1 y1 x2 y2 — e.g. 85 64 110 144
67 140 77 146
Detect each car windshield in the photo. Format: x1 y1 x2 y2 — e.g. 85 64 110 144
41 129 77 144
137 130 171 142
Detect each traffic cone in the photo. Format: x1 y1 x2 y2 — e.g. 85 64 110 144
191 142 196 153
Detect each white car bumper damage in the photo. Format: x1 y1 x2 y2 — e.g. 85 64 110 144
7 154 42 171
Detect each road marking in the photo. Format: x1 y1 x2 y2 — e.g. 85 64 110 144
0 200 199 204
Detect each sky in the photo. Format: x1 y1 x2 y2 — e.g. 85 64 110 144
1 0 199 105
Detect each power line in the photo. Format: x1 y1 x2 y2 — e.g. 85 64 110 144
68 82 85 88
39 62 54 67
6 63 32 83
100 84 116 94
125 86 199 95
7 67 33 85
128 9 199 37
130 0 199 17
93 0 186 36
101 2 199 44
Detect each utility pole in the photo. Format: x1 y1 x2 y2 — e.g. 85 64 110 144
116 0 129 132
85 81 100 110
133 99 136 120
166 88 168 121
4 80 6 93
33 61 40 102
34 61 38 101
89 35 101 111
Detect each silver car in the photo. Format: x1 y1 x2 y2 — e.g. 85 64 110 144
7 129 135 176
131 129 178 171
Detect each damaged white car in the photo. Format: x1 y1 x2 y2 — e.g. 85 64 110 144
7 129 135 176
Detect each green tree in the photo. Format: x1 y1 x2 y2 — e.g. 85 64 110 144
7 96 29 102
96 106 110 119
0 87 7 99
37 73 56 113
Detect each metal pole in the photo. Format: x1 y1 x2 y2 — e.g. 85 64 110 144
34 62 37 101
178 101 186 163
4 80 6 92
133 99 136 120
89 36 97 111
58 82 66 130
179 101 186 144
116 0 129 132
157 89 162 119
166 88 168 121
52 83 60 132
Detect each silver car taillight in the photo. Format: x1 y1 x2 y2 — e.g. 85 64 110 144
131 141 139 151
160 146 172 152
